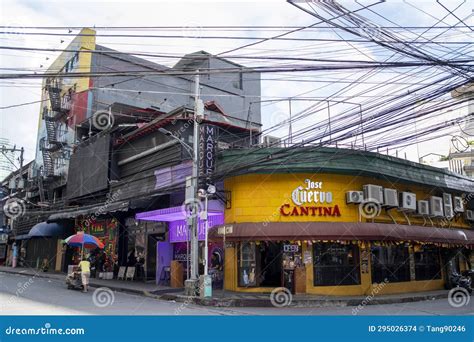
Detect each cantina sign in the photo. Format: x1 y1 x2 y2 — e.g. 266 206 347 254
280 179 341 217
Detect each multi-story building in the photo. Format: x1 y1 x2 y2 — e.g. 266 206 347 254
10 28 262 274
34 28 261 203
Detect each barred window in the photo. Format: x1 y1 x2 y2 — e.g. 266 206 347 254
414 245 441 281
313 242 361 286
371 245 410 283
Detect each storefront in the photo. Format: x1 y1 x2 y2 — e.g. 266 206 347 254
74 217 120 276
136 201 224 287
212 150 474 296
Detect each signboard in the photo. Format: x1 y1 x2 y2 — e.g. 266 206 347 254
217 225 233 235
280 178 341 217
168 212 224 243
283 244 299 253
198 124 216 188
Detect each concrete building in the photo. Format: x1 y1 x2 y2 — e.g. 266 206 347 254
34 28 261 203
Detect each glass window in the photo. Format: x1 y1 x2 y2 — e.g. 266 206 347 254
414 245 441 281
313 242 361 286
237 242 282 287
371 244 410 283
238 242 257 287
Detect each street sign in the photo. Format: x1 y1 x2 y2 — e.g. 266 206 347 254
218 225 233 235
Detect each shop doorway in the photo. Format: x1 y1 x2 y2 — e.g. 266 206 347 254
259 242 282 287
146 234 162 281
238 241 283 287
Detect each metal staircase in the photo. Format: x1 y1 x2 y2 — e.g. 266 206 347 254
47 86 63 113
39 137 54 177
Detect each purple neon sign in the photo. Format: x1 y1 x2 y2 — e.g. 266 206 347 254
168 213 224 243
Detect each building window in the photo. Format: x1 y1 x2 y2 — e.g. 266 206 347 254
237 241 282 287
313 242 361 286
371 244 410 283
414 245 441 281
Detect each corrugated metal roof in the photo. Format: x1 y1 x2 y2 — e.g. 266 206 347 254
216 147 474 192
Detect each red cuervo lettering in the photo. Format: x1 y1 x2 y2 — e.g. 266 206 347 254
279 204 341 217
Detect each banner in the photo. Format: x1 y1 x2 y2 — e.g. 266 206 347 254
198 124 216 188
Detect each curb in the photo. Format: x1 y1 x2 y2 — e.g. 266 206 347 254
154 291 449 308
1 268 450 308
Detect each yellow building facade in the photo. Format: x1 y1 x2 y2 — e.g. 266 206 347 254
218 170 473 296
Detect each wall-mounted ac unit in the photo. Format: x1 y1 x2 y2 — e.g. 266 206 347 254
443 193 454 218
417 200 429 215
400 192 416 211
262 136 281 147
453 196 464 213
466 210 474 221
363 184 383 204
429 196 444 217
346 191 364 204
383 188 398 207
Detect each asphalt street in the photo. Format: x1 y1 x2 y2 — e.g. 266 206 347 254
0 272 472 316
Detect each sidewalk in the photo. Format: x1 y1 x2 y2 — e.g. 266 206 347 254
0 266 179 296
0 266 451 308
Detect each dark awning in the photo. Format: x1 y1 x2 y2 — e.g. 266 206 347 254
28 222 64 237
210 222 474 246
48 200 129 221
14 234 30 241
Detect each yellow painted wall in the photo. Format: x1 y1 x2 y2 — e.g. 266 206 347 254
37 28 96 130
225 241 447 296
224 173 470 229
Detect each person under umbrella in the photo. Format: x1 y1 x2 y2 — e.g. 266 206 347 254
64 232 104 292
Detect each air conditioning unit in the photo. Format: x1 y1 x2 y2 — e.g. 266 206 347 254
466 210 474 221
262 136 281 147
417 200 429 215
383 188 398 207
400 192 416 211
346 191 364 204
363 184 383 204
453 196 464 213
443 193 454 218
429 196 444 217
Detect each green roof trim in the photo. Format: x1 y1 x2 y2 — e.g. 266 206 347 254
216 147 474 193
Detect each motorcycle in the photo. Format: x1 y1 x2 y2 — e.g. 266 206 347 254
449 270 472 294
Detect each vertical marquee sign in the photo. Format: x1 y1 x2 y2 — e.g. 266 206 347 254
198 124 217 188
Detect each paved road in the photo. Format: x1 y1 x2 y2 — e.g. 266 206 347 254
0 272 472 315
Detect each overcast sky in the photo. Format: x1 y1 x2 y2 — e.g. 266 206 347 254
0 0 472 171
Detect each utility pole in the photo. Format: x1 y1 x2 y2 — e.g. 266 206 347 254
185 70 203 295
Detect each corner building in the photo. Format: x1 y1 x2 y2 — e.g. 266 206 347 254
212 148 474 296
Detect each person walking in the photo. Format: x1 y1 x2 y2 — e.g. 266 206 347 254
78 257 91 293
